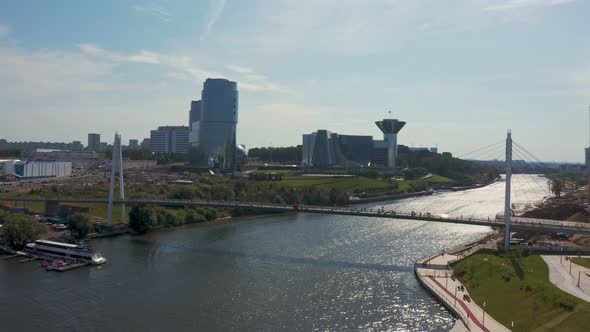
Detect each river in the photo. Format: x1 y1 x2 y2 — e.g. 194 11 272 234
0 175 550 331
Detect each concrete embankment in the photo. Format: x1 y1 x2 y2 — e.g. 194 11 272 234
415 239 510 332
349 178 500 205
349 190 434 204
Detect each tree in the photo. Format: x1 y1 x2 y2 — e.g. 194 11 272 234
550 178 564 197
129 205 154 234
68 213 91 240
248 146 302 163
3 214 48 250
272 194 285 205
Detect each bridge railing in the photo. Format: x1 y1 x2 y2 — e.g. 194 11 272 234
0 197 587 233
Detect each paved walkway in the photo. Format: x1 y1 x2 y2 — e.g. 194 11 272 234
416 253 510 332
542 255 590 303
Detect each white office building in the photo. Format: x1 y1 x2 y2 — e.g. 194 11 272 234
150 126 189 154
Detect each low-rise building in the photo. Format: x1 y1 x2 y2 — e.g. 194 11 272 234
0 159 72 179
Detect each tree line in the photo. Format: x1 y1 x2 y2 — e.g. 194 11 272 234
248 146 302 163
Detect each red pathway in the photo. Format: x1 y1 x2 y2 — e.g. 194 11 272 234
428 276 491 332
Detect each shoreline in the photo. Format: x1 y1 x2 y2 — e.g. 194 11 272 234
350 177 500 205
87 211 294 239
414 230 507 332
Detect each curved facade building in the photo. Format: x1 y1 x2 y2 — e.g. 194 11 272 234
302 130 373 168
190 78 238 169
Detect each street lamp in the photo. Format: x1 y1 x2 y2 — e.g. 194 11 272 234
482 301 486 327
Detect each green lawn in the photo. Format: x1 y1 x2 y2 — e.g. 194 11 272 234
416 174 454 183
280 176 398 196
453 250 590 332
571 257 590 270
250 169 294 174
280 174 454 197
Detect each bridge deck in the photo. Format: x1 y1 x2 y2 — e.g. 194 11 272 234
0 197 588 235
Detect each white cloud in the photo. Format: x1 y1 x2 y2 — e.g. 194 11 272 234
245 103 364 130
0 24 9 38
166 71 193 80
0 46 120 97
201 0 226 40
78 43 285 92
133 4 172 22
247 0 485 56
226 64 255 74
245 74 268 81
483 0 577 11
570 65 590 86
78 43 177 65
239 102 371 148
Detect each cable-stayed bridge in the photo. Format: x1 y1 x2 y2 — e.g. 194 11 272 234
0 196 588 235
1 131 584 245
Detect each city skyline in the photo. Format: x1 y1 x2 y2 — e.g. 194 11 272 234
0 1 589 162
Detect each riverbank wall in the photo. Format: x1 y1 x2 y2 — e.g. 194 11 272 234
349 191 434 205
349 178 500 205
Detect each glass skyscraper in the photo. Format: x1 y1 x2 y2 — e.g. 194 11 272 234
190 78 238 170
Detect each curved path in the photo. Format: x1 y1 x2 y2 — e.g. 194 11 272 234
542 255 590 303
416 252 510 332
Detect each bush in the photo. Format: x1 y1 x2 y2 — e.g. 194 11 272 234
3 213 48 250
68 213 91 240
129 205 154 234
185 209 206 224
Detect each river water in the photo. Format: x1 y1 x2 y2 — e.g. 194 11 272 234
0 175 549 331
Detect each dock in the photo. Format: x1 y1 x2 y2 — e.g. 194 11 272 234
1 246 96 272
19 257 39 263
54 262 89 272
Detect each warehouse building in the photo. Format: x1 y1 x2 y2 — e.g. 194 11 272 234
0 160 72 179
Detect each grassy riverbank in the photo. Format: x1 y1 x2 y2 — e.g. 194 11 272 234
280 174 454 197
452 250 590 331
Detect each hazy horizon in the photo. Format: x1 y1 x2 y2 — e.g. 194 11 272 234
0 0 589 162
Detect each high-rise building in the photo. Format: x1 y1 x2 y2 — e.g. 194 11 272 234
585 147 590 183
87 133 100 152
150 126 189 154
189 100 201 146
71 141 84 152
140 138 151 149
128 139 139 149
191 78 238 169
189 100 201 131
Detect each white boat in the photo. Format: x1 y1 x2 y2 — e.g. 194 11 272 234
25 240 107 265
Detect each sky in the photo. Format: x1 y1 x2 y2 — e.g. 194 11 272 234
0 0 589 162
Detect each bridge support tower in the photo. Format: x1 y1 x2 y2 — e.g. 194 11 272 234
107 133 126 226
504 130 512 250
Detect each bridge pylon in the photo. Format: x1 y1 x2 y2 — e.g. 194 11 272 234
107 133 126 226
504 130 512 250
